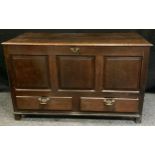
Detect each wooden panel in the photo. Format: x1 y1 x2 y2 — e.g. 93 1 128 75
57 56 95 90
103 56 142 90
80 97 139 112
16 96 72 111
11 55 50 89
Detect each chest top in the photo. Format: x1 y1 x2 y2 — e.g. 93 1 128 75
2 32 152 46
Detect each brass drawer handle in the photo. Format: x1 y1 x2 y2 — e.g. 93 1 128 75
70 47 80 54
38 97 50 105
103 99 115 106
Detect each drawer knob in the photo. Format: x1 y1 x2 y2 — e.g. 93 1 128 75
38 97 50 105
70 47 80 54
103 99 115 106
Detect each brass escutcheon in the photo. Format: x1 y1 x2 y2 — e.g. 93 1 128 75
70 47 80 54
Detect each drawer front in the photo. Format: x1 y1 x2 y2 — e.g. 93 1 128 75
80 97 139 113
16 96 72 111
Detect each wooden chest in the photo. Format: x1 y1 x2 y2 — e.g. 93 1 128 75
2 32 152 123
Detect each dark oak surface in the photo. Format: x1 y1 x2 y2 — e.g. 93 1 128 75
80 97 139 112
16 96 73 111
11 55 50 89
2 32 152 46
2 32 152 123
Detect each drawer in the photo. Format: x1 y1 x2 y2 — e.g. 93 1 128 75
80 97 139 113
16 96 73 111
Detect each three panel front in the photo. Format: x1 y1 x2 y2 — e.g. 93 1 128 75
10 54 143 92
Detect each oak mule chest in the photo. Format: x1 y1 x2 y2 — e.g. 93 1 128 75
2 33 152 123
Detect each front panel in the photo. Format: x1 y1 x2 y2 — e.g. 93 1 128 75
103 56 142 91
57 55 95 90
11 55 50 89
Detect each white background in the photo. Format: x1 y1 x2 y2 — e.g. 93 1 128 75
0 127 155 155
0 0 155 28
0 0 155 155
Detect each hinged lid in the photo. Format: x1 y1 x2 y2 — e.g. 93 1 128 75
2 32 153 46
